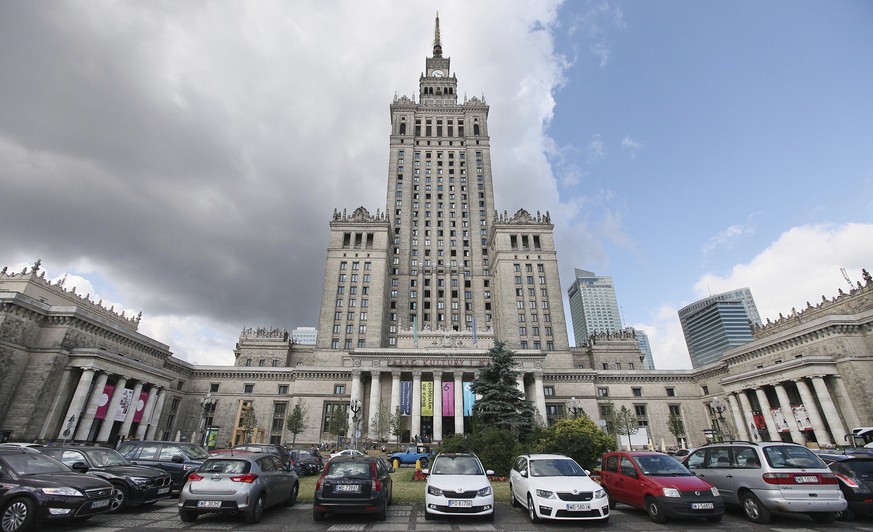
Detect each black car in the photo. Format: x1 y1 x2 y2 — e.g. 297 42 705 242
39 446 172 512
822 454 873 521
292 450 320 475
0 447 115 531
116 441 210 491
313 455 393 521
233 444 302 476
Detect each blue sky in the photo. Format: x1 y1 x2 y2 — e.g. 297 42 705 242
1 1 871 368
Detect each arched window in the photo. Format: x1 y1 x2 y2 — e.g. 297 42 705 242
272 360 279 367
259 359 266 367
473 123 480 136
400 122 406 135
245 358 252 367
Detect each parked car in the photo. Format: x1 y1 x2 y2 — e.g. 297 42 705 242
178 452 298 524
313 455 392 521
600 451 724 523
818 454 873 521
422 452 494 521
291 450 321 475
387 444 432 468
0 446 115 531
509 453 609 523
233 444 301 475
39 446 172 512
684 441 846 524
116 441 209 491
329 449 366 459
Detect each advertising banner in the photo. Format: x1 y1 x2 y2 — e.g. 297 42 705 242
114 388 134 422
752 412 768 432
94 384 114 420
771 408 790 432
463 382 475 416
400 381 412 415
442 381 454 416
793 404 813 430
421 381 434 416
133 391 149 423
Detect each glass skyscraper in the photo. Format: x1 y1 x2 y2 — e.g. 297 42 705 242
678 287 762 368
567 269 623 346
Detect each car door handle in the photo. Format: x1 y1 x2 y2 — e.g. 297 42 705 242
726 474 733 478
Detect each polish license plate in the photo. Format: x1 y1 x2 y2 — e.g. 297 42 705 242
197 500 222 508
795 475 818 483
336 484 360 492
91 499 110 509
448 500 473 507
158 487 170 494
567 503 590 511
691 502 714 510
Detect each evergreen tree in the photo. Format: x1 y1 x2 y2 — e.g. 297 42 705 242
470 341 536 439
285 398 309 448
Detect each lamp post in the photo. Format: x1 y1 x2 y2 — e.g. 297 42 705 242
711 397 729 442
568 396 582 419
350 395 362 451
200 391 217 448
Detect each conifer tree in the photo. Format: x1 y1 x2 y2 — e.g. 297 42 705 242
470 341 536 438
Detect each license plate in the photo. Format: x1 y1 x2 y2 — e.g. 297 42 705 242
567 503 590 511
197 500 222 508
158 487 170 494
691 502 714 510
336 484 360 492
448 500 472 507
795 475 818 483
91 499 110 509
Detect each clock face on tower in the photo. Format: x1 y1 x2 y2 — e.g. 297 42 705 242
432 69 444 77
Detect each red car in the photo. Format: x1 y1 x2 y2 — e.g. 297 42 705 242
599 451 724 523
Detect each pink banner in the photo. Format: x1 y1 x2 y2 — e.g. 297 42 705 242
133 391 149 423
95 384 114 420
442 381 454 416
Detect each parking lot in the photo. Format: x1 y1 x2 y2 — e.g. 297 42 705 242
49 499 873 532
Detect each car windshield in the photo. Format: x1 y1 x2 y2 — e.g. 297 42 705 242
299 451 313 459
632 455 692 476
764 445 827 469
431 456 484 475
199 459 252 474
529 458 586 477
181 445 211 459
87 449 131 467
2 452 70 475
325 461 371 479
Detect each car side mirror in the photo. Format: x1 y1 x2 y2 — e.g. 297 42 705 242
421 468 429 475
486 469 494 476
520 470 527 477
585 469 590 476
172 455 184 463
388 466 396 473
71 462 89 473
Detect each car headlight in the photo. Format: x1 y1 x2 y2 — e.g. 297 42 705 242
662 488 681 498
477 486 492 497
594 489 606 499
42 487 84 497
427 485 443 496
535 489 555 499
127 476 149 486
710 486 719 496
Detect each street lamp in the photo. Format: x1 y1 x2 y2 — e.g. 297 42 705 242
711 397 729 442
350 395 362 450
200 391 217 448
568 396 582 419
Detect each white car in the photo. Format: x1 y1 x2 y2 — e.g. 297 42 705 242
329 449 365 459
423 452 494 521
509 453 610 523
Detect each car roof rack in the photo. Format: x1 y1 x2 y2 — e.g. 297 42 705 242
700 440 759 447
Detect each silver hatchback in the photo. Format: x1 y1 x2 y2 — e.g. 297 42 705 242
178 452 299 524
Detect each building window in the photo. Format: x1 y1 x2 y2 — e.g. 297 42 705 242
632 387 642 397
701 385 709 395
334 384 346 395
210 383 220 393
666 387 675 397
244 384 254 394
543 386 554 396
598 387 609 397
278 385 288 395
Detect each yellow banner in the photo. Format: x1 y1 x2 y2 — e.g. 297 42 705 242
421 381 434 417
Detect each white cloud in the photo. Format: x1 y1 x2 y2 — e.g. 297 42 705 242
588 133 607 161
591 43 610 67
621 135 642 158
703 223 753 254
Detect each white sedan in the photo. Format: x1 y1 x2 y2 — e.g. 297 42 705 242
423 452 494 521
509 453 610 523
329 449 366 459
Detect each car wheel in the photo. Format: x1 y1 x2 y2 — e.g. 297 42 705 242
313 504 325 521
527 494 541 523
2 497 35 532
646 496 667 524
244 494 266 524
424 509 434 521
837 506 856 522
606 490 616 510
706 514 723 523
418 457 428 468
377 497 388 521
109 484 128 513
509 484 519 507
179 509 197 523
485 509 495 522
387 485 393 505
284 482 299 507
810 512 836 524
741 492 771 524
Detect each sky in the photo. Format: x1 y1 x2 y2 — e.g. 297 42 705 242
1 1 871 369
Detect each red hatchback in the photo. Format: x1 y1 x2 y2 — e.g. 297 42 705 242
600 451 724 523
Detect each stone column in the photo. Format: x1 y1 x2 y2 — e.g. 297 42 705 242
794 378 831 445
390 372 401 417
726 393 750 440
58 368 96 439
349 371 362 442
411 372 422 441
737 391 757 440
119 381 144 440
533 373 548 425
367 371 381 441
830 375 862 430
754 387 781 442
145 388 167 440
516 373 526 397
40 367 74 440
97 376 128 442
75 371 109 441
454 373 464 435
773 383 804 444
811 375 848 445
135 386 160 440
433 373 443 442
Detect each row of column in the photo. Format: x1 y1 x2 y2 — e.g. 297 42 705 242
351 369 547 442
724 374 860 446
54 367 167 443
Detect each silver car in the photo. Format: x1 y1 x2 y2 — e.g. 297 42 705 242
178 452 299 524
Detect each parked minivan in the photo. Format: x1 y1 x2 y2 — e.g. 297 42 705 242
600 451 724 523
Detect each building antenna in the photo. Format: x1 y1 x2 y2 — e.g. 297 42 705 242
840 268 854 290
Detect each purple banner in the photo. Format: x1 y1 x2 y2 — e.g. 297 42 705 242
400 381 412 415
442 381 454 416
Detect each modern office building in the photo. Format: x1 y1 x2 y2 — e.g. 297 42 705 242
291 327 317 346
567 269 623 346
628 327 655 369
678 287 762 368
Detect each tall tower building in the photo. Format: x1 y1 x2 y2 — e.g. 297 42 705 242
567 269 623 346
678 287 761 368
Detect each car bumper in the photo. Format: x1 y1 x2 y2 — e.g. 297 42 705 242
532 495 610 521
40 495 114 521
425 494 494 516
313 496 385 515
656 496 725 519
129 483 173 505
847 499 873 517
756 489 847 514
178 486 254 514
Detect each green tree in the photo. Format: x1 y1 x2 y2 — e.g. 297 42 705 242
667 410 686 446
285 398 309 448
469 341 536 439
369 399 390 443
388 406 407 450
327 404 348 448
532 417 615 471
611 405 639 450
240 405 259 444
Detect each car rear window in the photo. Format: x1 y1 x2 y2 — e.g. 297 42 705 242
844 459 873 478
200 459 251 474
325 461 371 479
763 445 827 469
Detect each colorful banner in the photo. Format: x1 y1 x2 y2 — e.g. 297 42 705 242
442 381 454 416
114 388 134 422
771 408 789 432
421 382 434 416
400 381 412 415
133 391 149 423
95 384 114 420
793 404 813 430
752 412 768 431
463 382 475 416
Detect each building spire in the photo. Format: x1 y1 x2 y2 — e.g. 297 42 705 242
433 11 442 58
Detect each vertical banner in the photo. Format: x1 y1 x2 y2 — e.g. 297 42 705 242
114 388 134 422
771 408 789 432
752 412 768 432
133 391 149 423
793 404 813 430
95 384 114 420
400 381 412 415
442 381 454 416
421 382 434 416
463 382 475 416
